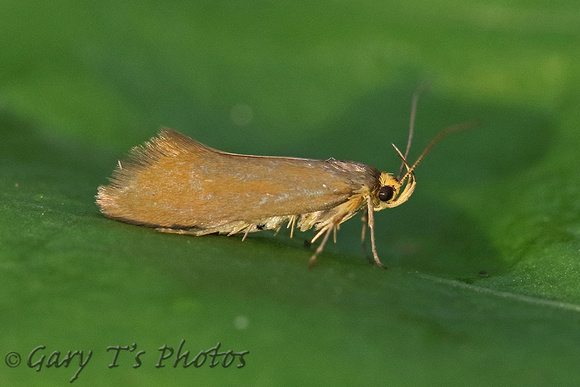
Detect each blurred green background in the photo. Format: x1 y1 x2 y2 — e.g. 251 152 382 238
1 1 579 385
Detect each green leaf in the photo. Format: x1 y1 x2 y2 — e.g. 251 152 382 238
1 1 579 385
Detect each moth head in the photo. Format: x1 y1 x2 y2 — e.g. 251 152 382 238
373 120 473 212
374 171 416 211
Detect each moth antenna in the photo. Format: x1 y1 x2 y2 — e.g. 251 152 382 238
397 82 432 179
398 121 477 185
390 143 415 197
397 92 418 178
392 143 411 174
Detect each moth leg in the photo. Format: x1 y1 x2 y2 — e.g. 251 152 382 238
360 211 367 254
287 215 297 239
360 211 374 265
366 200 388 269
241 226 252 241
308 225 334 269
227 223 251 237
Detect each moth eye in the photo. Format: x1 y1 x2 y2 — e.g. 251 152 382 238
379 186 395 202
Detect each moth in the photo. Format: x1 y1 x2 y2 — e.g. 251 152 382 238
97 100 465 268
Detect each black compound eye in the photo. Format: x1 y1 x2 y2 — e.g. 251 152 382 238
379 186 395 202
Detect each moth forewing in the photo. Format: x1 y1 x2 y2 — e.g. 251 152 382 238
97 129 375 227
